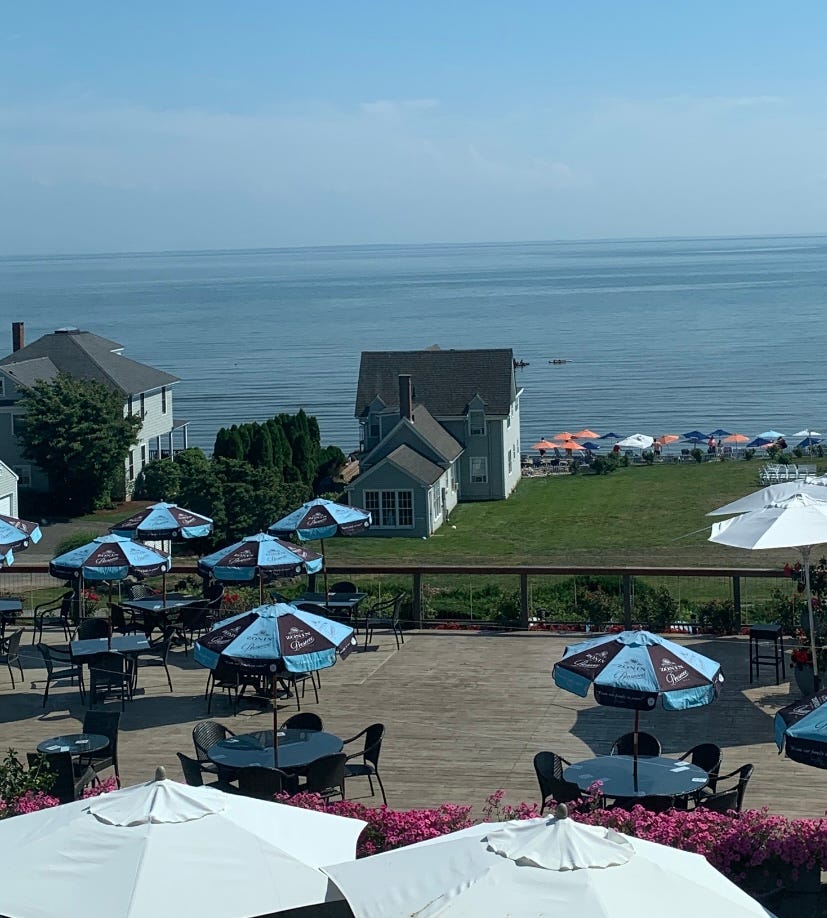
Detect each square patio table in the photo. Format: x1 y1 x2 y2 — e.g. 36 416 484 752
0 598 23 637
70 635 151 661
295 592 367 612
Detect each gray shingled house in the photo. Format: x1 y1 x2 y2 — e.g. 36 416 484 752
348 347 522 537
0 324 185 499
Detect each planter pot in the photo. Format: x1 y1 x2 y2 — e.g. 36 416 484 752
794 663 816 696
785 864 822 894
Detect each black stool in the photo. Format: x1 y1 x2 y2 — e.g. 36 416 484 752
749 624 785 684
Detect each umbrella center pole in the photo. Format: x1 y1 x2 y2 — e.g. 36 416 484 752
804 548 821 692
271 669 280 767
633 710 639 793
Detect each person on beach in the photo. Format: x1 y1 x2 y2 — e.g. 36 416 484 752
653 439 662 458
612 443 621 455
707 435 716 455
775 436 787 451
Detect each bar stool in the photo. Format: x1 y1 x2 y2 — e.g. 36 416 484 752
749 624 785 684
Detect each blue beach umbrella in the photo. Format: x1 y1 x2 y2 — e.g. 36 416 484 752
746 437 774 448
197 532 323 604
553 630 724 778
580 441 601 451
775 688 827 769
195 603 355 763
709 429 731 439
0 514 42 568
682 430 710 443
597 432 623 440
110 502 213 541
759 430 784 440
269 498 371 598
797 438 823 450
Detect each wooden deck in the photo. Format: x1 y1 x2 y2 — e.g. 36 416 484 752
0 630 822 818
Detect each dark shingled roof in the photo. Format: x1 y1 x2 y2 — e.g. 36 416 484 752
382 445 445 486
0 329 178 395
355 348 515 419
0 357 59 388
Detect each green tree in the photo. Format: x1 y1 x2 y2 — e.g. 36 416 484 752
17 373 140 512
213 427 244 461
248 424 274 468
133 459 183 501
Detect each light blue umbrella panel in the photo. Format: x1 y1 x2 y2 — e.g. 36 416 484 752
0 514 42 567
111 502 213 540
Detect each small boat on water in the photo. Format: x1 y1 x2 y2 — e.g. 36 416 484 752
549 358 570 365
513 359 530 368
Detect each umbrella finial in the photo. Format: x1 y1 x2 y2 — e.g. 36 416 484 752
554 803 568 820
154 766 166 781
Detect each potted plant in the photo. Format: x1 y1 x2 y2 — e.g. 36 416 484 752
790 645 827 695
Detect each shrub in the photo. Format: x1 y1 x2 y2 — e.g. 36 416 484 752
636 586 677 632
690 447 704 463
693 598 736 634
54 530 101 556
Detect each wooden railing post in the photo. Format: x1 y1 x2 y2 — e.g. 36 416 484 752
622 575 633 629
412 572 423 627
732 575 742 631
520 573 529 629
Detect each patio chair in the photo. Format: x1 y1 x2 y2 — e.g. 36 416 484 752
178 603 209 654
81 710 122 786
533 751 582 814
27 751 96 804
342 723 387 805
361 594 405 649
329 581 358 594
284 712 324 732
76 618 111 641
132 627 174 693
206 659 242 714
31 592 73 644
88 652 133 710
0 629 25 688
303 753 346 802
237 765 298 799
176 752 237 793
38 643 86 706
192 720 236 779
678 742 722 793
610 732 661 757
697 764 753 813
109 603 143 636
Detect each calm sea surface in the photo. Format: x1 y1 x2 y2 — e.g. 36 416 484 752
1 235 825 453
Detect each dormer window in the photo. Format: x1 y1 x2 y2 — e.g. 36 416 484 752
469 409 486 436
370 417 380 439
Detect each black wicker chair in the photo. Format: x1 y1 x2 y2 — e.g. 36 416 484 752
679 742 722 792
533 751 582 814
361 594 405 649
31 592 73 644
76 618 111 641
303 753 347 802
610 732 662 757
81 710 121 786
0 629 25 688
237 765 298 799
176 752 237 793
342 723 387 805
284 712 324 732
206 660 242 714
132 628 174 693
88 652 133 710
192 720 236 779
109 604 143 636
38 643 86 706
329 581 358 594
697 764 753 813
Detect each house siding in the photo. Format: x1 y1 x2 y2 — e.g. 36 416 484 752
0 461 18 516
349 464 433 538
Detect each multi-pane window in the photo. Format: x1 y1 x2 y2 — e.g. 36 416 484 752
11 414 26 437
470 456 488 483
364 490 414 528
140 393 146 417
469 410 486 436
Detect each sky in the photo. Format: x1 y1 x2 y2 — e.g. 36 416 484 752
2 1 826 254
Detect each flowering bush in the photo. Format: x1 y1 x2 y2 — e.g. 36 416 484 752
276 792 474 857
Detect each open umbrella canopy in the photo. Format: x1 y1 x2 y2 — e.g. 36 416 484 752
49 534 170 582
794 429 824 439
709 494 827 550
655 434 680 445
580 441 601 451
598 432 623 440
797 437 823 449
709 429 731 439
0 513 42 566
531 439 557 451
571 429 600 440
195 602 356 674
746 437 774 448
557 439 585 452
197 532 323 583
553 630 723 711
324 809 770 918
759 430 784 440
775 689 827 769
708 479 827 516
553 431 575 441
722 433 750 444
615 434 654 450
268 498 371 542
0 775 363 918
682 430 710 442
111 502 213 540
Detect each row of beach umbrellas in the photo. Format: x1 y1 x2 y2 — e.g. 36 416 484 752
531 428 824 453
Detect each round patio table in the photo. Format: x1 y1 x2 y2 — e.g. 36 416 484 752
37 733 108 756
207 729 343 771
564 755 708 799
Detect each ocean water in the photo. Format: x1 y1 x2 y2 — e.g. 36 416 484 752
1 235 825 453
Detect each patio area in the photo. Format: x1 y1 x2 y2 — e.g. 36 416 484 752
0 629 823 819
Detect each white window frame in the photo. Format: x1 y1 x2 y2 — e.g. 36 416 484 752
363 489 414 529
12 465 31 487
469 410 486 436
470 456 488 483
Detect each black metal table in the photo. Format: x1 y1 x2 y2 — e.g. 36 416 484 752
70 635 150 661
207 728 343 771
295 592 367 612
37 733 108 756
564 755 709 799
0 598 23 637
122 595 201 628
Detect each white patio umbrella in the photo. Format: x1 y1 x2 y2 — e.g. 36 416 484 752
0 771 364 918
615 433 654 450
709 493 827 689
324 807 773 918
708 477 827 516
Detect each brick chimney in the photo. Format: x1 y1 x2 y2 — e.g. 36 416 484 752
11 322 24 352
399 374 413 422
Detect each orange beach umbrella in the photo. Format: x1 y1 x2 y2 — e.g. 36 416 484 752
722 433 749 444
553 431 575 441
557 440 586 452
571 429 600 440
655 434 680 445
531 439 557 451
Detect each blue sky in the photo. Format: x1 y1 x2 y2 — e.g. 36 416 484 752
2 2 826 253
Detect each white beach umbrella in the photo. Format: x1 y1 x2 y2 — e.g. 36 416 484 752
0 773 364 918
615 433 654 450
324 808 773 918
793 429 823 439
707 477 827 516
709 493 827 688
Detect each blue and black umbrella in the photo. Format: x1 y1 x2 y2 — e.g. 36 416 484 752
195 602 355 763
0 514 42 567
110 502 213 541
197 532 323 604
269 498 371 598
682 430 710 443
553 630 724 782
775 689 827 769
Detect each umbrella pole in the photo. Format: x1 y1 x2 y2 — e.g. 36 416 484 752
804 547 820 692
321 538 329 604
162 571 167 609
633 709 639 793
108 581 113 649
259 571 264 606
271 669 280 767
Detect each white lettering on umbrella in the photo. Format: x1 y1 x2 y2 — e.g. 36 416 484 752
286 626 316 652
659 656 691 686
570 650 610 670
